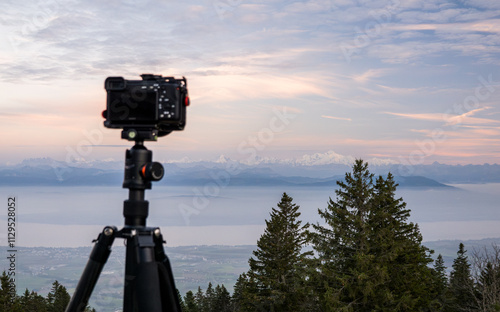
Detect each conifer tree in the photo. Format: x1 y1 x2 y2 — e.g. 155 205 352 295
46 280 70 312
311 159 375 310
472 244 500 311
186 283 231 312
370 173 435 310
19 289 49 312
476 261 500 311
184 290 198 312
205 282 215 312
311 160 436 311
0 277 94 312
214 284 231 312
448 243 476 312
0 271 16 311
195 286 207 312
244 192 311 311
432 254 449 311
232 273 255 311
434 255 448 292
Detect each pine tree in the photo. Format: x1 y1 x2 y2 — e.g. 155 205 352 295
432 254 448 311
370 173 435 310
46 280 70 312
195 286 207 312
184 290 198 312
311 159 375 310
468 244 500 311
473 246 500 311
19 289 49 312
0 277 89 312
177 288 187 311
244 192 311 311
186 283 231 312
205 282 215 312
232 273 255 312
0 271 16 311
447 243 476 312
476 261 500 311
311 160 436 311
434 255 448 292
214 284 231 312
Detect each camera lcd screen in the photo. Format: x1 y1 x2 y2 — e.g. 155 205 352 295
108 87 158 123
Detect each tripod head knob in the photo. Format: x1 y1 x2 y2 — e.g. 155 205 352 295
141 162 164 182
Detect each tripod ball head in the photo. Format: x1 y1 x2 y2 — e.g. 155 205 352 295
123 143 164 190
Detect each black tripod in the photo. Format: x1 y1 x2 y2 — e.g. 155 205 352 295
65 136 182 312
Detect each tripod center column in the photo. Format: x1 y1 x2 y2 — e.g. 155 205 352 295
123 142 152 227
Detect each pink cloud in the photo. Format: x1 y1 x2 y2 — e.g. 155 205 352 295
321 115 352 121
385 107 499 126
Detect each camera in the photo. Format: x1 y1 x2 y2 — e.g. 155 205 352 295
102 74 189 140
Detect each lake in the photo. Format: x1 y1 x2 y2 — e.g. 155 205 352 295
0 183 499 247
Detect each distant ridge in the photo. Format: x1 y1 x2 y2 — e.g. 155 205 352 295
1 155 499 186
0 159 452 188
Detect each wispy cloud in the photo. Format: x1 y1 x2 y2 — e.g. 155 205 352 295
390 19 500 34
385 112 444 122
321 115 352 121
385 107 499 126
443 107 498 126
351 69 391 83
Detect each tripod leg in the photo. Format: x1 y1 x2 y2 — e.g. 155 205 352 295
123 229 181 312
154 229 182 312
124 230 163 312
65 227 116 312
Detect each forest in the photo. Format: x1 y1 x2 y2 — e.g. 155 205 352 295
1 160 499 311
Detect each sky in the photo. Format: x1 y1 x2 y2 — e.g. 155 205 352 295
1 0 500 166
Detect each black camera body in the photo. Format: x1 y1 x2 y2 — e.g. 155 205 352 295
103 74 189 140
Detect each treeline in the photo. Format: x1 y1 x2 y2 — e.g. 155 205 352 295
180 160 500 311
0 276 95 311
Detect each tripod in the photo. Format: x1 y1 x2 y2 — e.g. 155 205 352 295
65 137 182 312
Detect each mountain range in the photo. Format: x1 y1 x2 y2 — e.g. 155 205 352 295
1 155 499 187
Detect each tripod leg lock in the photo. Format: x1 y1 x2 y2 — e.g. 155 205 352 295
90 226 117 263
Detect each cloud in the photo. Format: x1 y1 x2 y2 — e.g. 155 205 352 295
390 19 500 34
361 15 500 64
442 107 497 126
321 115 352 121
351 68 391 83
468 128 500 136
193 72 331 102
1 0 498 83
463 0 500 10
385 107 499 127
